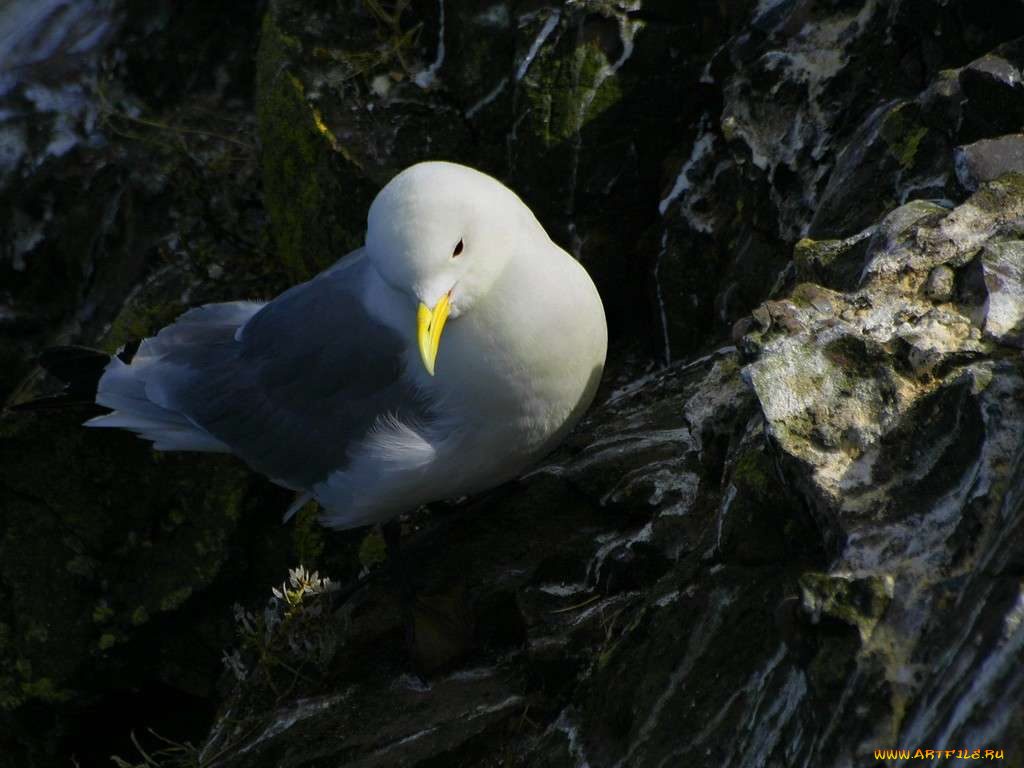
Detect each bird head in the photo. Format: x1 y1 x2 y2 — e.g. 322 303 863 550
365 161 542 375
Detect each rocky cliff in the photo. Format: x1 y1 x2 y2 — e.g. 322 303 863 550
2 1 1023 766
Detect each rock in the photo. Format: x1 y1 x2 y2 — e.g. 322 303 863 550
960 241 1024 348
5 0 1024 765
958 54 1024 142
923 264 955 302
955 134 1024 191
793 232 874 292
715 439 821 565
734 180 1024 761
798 572 893 643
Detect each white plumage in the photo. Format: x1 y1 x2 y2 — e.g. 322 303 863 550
88 162 608 529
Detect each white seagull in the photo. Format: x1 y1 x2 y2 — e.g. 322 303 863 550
86 161 608 529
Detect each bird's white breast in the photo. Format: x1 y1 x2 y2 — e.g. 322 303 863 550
425 241 607 494
320 238 606 525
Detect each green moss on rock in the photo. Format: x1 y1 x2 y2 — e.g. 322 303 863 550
256 11 368 281
520 34 624 148
793 236 870 291
800 572 893 642
358 530 387 570
880 102 928 170
968 172 1024 215
732 447 773 495
0 407 250 712
103 300 185 354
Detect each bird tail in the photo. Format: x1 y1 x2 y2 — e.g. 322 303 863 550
83 301 262 452
84 355 231 452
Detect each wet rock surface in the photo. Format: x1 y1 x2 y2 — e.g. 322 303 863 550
2 1 1024 766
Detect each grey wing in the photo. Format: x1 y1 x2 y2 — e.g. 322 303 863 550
148 252 427 489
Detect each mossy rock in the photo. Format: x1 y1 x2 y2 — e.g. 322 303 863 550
0 407 251 702
0 403 259 764
879 102 930 171
716 442 824 565
255 0 469 280
793 235 872 292
967 171 1024 216
257 11 367 280
799 572 893 642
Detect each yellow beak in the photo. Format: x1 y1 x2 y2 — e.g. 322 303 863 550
416 292 451 376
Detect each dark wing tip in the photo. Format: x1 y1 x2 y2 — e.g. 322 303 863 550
5 346 114 413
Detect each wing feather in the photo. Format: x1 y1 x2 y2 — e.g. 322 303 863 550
95 251 428 491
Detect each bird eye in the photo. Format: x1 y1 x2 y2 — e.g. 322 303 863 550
452 239 464 258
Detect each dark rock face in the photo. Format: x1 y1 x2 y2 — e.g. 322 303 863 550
3 0 1024 766
956 134 1024 191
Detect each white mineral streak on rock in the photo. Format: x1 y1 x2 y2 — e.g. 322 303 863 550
653 114 719 360
605 367 662 405
722 0 878 236
899 581 1023 751
753 0 792 23
235 692 349 756
727 665 807 768
654 229 673 363
935 589 1024 746
613 589 736 767
654 112 715 360
569 592 635 628
898 172 950 204
465 694 522 719
394 673 432 692
538 582 588 597
653 589 680 607
566 427 695 477
550 708 593 768
465 77 508 118
714 483 738 552
677 648 790 766
658 120 716 219
515 10 560 82
447 666 497 681
585 520 654 585
413 0 446 89
364 692 522 760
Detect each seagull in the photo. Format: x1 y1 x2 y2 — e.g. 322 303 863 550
86 161 608 529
